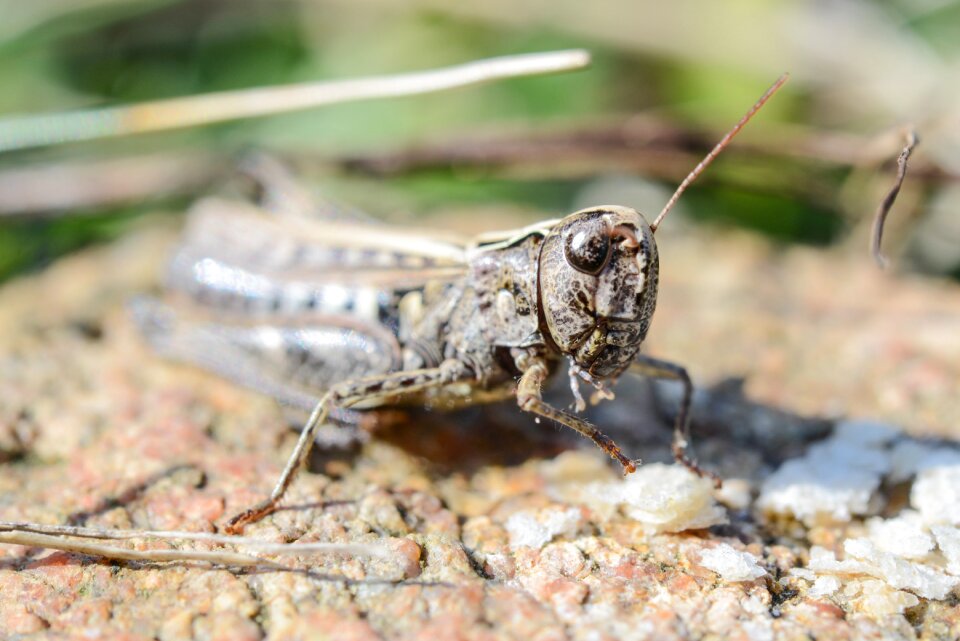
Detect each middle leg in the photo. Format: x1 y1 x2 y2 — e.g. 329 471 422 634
630 354 719 486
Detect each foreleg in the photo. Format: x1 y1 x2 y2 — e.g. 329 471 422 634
516 359 637 473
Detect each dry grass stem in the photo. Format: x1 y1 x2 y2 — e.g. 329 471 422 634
0 50 589 153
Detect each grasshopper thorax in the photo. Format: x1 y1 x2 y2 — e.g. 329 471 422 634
538 206 659 379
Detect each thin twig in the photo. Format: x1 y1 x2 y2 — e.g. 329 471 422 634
5 117 951 219
871 129 919 268
0 50 590 153
0 520 396 570
0 530 289 568
336 117 951 181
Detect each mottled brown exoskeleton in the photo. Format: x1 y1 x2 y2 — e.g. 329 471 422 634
133 76 788 533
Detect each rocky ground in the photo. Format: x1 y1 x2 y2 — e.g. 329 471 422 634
0 217 958 640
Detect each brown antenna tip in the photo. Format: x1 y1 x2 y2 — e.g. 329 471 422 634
650 72 789 233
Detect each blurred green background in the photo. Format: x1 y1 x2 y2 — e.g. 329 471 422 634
0 0 958 282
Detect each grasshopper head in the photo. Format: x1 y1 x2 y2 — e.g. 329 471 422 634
538 206 659 379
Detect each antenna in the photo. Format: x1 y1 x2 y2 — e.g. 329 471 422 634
649 73 789 233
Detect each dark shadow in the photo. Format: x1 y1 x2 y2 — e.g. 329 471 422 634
370 372 663 476
305 440 364 478
368 372 834 477
375 403 576 476
287 407 409 477
650 376 834 466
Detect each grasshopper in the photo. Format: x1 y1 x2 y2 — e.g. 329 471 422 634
0 44 919 571
125 75 790 534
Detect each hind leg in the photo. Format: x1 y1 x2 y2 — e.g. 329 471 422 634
226 359 471 533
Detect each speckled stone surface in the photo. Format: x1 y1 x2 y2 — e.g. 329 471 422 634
0 222 958 640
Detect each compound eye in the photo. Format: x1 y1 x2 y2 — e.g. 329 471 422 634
564 223 611 275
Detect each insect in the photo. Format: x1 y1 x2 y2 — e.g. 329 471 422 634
124 75 791 534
